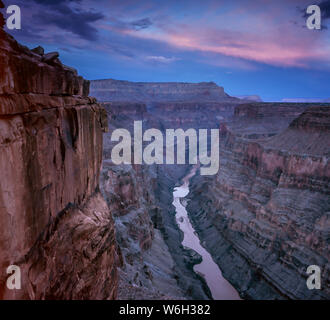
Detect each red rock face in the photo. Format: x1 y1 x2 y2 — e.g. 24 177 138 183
0 11 119 299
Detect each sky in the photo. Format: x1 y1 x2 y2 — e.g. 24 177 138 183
2 0 330 101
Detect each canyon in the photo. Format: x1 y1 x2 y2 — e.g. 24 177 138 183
94 79 330 300
172 168 241 300
187 104 330 299
0 0 329 300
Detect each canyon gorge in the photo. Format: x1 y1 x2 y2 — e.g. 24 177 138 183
93 80 329 300
0 3 329 300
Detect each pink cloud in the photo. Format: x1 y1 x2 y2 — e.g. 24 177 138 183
124 23 329 68
111 0 330 69
91 0 330 69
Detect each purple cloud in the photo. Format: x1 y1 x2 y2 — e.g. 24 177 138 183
319 0 330 19
7 0 105 41
131 17 153 30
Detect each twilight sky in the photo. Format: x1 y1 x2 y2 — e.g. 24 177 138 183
2 0 330 101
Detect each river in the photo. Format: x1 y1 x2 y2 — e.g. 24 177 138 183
172 171 241 300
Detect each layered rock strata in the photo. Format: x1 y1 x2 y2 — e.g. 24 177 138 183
0 8 119 299
98 94 330 300
187 105 330 299
100 103 209 299
90 78 238 103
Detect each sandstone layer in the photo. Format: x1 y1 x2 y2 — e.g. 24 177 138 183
0 8 119 299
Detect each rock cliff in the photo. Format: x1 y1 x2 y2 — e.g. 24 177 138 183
97 95 330 300
90 78 238 103
187 104 330 299
0 7 119 299
100 102 209 299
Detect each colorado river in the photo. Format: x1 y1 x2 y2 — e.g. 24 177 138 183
172 172 241 300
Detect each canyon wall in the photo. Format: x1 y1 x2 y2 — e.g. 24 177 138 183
96 93 329 300
100 102 210 299
187 104 330 299
0 8 119 299
234 102 311 119
90 78 238 103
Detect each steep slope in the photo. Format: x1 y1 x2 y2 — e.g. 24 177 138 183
0 8 119 299
187 104 330 299
97 95 329 300
100 103 209 299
